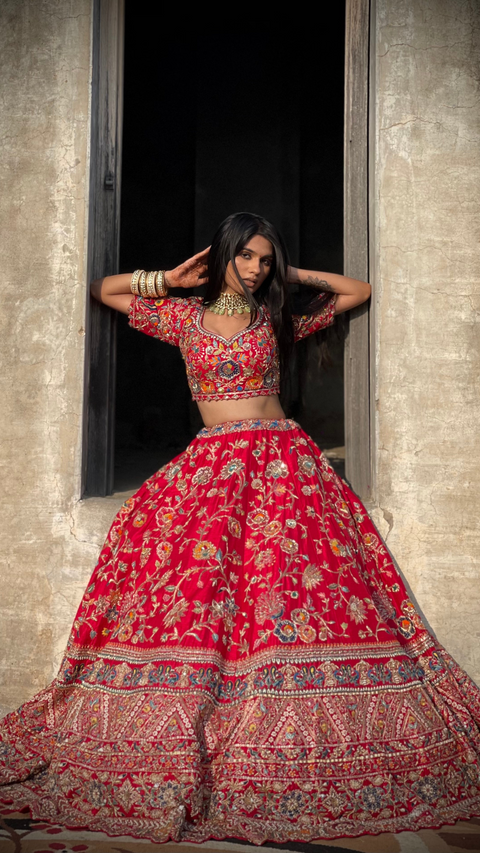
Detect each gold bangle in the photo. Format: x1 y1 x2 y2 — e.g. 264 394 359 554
155 270 168 298
138 271 148 298
130 269 144 295
146 270 157 297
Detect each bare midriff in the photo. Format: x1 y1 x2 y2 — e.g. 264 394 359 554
197 395 286 428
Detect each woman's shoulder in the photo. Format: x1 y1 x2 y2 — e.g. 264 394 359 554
173 294 203 309
151 294 203 314
129 294 203 346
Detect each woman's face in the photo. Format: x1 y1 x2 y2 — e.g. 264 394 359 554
224 234 274 295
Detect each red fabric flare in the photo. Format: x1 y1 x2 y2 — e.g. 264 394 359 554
1 419 480 844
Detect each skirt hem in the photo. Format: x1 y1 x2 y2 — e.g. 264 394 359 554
2 799 480 846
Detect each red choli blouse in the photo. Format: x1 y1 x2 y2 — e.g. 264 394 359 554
128 294 336 402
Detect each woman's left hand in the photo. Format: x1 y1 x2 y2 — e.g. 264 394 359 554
165 247 210 289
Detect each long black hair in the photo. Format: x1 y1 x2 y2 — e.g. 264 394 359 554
204 212 332 384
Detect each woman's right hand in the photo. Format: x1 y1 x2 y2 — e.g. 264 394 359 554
165 247 210 289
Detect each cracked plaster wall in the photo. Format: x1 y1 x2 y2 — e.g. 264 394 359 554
0 1 124 715
370 0 480 682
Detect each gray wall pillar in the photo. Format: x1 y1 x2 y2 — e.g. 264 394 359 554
371 0 480 682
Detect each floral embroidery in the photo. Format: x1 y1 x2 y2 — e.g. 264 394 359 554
298 624 316 643
273 619 298 643
192 466 213 486
193 541 216 560
128 296 336 402
302 563 324 589
1 420 480 846
265 459 289 478
291 608 310 625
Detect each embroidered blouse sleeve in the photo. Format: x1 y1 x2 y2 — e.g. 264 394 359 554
128 296 192 347
292 293 337 341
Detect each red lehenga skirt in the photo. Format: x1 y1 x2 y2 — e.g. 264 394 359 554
1 418 480 844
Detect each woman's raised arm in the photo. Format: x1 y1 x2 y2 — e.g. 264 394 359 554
90 273 133 314
288 266 371 315
90 247 211 315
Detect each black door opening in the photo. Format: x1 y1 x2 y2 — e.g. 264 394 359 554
116 16 345 493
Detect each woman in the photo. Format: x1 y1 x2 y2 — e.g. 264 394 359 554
1 212 480 845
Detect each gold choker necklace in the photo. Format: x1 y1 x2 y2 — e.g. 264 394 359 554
208 292 251 316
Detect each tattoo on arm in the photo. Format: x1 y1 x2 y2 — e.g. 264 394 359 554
304 276 335 293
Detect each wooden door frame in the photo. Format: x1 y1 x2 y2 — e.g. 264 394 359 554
82 1 374 500
82 0 124 497
344 0 375 503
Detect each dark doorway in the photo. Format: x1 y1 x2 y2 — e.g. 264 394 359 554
115 16 345 493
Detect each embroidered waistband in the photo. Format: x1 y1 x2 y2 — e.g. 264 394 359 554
197 418 299 438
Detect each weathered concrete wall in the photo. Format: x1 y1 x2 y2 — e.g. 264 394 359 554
371 0 480 682
0 1 124 716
